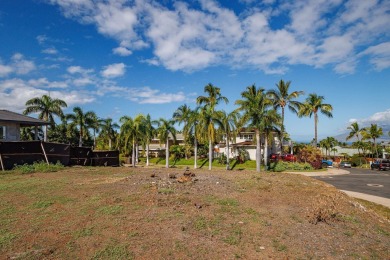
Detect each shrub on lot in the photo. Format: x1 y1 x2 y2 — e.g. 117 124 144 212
269 161 313 172
297 146 323 169
13 161 64 174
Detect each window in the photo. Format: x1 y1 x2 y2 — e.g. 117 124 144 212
0 126 5 140
239 134 253 140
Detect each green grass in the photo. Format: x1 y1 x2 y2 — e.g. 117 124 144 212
0 229 17 249
97 205 124 215
12 161 65 174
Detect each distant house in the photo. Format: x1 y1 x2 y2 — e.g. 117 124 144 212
0 110 49 141
139 133 185 157
217 128 282 160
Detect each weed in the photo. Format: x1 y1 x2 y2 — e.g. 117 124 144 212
217 198 239 207
92 244 134 260
272 239 287 252
32 200 54 209
74 227 94 238
13 161 64 174
158 188 174 194
0 230 16 249
193 216 208 231
343 230 354 237
97 205 124 215
223 225 242 245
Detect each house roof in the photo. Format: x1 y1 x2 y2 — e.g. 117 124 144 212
0 110 49 127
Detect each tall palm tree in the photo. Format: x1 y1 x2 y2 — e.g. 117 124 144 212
156 118 177 168
23 94 67 142
99 118 119 150
299 93 333 148
197 106 224 170
173 104 192 159
346 122 361 154
142 114 155 166
197 83 228 170
118 116 139 167
87 112 101 148
235 85 271 172
267 80 304 152
66 107 95 147
362 124 383 158
196 83 229 110
260 109 281 169
220 110 240 170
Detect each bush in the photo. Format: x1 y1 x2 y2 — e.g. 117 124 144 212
349 155 367 167
269 161 313 172
13 161 64 174
297 146 323 169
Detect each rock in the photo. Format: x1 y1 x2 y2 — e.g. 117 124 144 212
177 176 192 183
168 173 177 179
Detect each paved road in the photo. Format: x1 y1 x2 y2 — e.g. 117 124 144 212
313 168 390 199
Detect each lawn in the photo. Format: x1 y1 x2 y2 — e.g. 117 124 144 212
0 166 389 259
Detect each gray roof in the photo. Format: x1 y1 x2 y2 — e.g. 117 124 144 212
0 110 49 127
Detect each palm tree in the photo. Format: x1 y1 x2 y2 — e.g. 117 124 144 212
23 94 67 142
299 93 333 148
362 124 383 158
99 118 119 150
173 104 192 159
196 83 229 110
118 116 138 167
220 110 240 170
197 83 228 170
260 109 281 169
319 136 338 157
87 112 101 148
142 114 155 167
235 85 271 172
346 121 361 154
267 80 304 152
156 118 177 168
66 107 95 147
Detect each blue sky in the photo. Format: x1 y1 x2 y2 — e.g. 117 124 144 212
0 0 389 142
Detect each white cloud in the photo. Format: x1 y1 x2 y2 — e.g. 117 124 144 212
349 109 390 128
101 63 126 78
42 47 58 55
0 77 94 112
0 64 13 77
11 53 36 74
113 46 132 56
361 42 390 71
67 65 93 74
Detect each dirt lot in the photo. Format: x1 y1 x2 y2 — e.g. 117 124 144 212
0 166 389 259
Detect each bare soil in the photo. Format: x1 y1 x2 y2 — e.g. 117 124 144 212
0 166 389 259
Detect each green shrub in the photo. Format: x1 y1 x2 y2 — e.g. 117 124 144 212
269 161 313 172
13 161 64 174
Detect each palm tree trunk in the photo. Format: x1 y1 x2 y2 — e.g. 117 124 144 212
136 142 139 164
146 143 150 166
264 132 269 171
256 129 261 173
165 138 169 168
44 125 48 142
226 133 230 170
132 140 136 167
280 107 285 152
79 127 83 147
209 139 213 171
194 135 198 169
314 113 318 147
109 139 112 150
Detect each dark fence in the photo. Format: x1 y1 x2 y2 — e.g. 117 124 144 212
0 141 119 170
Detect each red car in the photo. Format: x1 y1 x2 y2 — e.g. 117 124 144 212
270 153 281 161
281 154 296 162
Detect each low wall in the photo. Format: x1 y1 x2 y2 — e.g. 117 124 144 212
0 141 119 171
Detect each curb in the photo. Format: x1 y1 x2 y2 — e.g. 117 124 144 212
341 190 390 208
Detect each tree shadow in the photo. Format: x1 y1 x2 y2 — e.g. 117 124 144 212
199 159 208 169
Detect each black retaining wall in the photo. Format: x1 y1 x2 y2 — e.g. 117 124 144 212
0 141 119 170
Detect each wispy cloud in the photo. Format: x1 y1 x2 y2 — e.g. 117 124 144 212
101 63 126 78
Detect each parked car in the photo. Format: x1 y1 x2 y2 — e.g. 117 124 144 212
371 159 390 171
339 161 351 168
270 153 281 161
281 154 296 162
322 159 333 168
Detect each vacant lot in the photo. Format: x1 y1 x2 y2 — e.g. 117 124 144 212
0 166 389 259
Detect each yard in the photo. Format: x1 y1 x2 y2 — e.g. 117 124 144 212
0 166 389 259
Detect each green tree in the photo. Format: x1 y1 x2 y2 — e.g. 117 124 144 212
99 118 119 150
235 85 271 172
267 80 304 151
23 94 67 142
260 109 281 169
156 118 177 168
220 110 240 170
362 124 383 158
173 104 193 160
118 116 139 167
346 121 362 154
319 136 338 158
197 83 228 170
66 107 95 147
141 114 155 166
299 93 333 148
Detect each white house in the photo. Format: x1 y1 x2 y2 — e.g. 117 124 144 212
217 129 282 160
